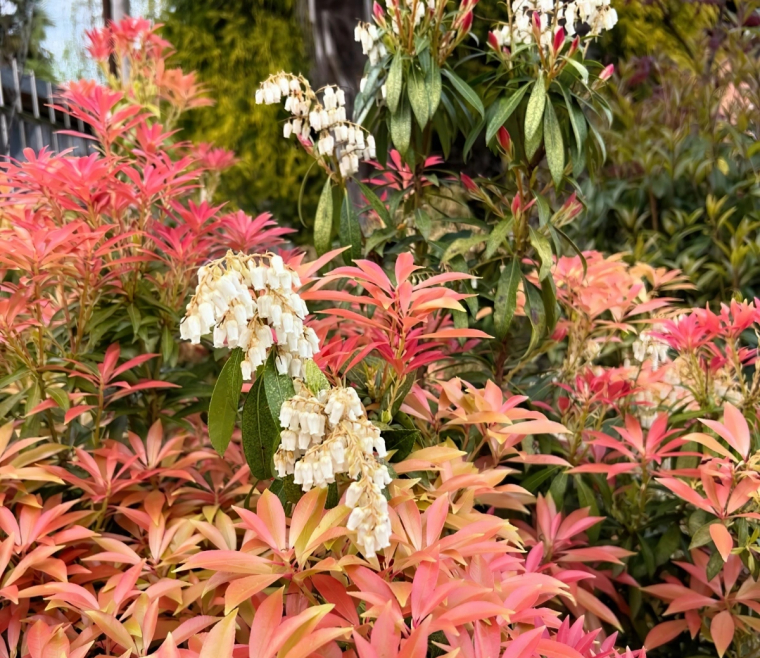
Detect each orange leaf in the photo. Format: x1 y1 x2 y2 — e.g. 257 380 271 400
710 524 734 562
711 610 735 658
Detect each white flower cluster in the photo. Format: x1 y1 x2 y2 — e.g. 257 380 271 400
274 382 392 558
255 73 377 177
355 22 387 66
386 0 432 34
632 330 670 370
179 251 320 380
492 0 618 49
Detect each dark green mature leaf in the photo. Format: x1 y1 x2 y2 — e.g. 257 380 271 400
690 521 719 550
304 359 330 396
408 66 429 129
382 427 419 462
655 525 682 565
463 116 486 161
391 374 416 416
386 51 404 113
263 352 295 422
638 533 656 577
390 98 412 155
560 86 587 152
544 100 564 188
522 466 559 492
486 85 529 145
494 258 521 340
541 275 558 335
242 355 295 480
48 386 70 413
427 60 442 118
485 217 513 259
574 475 600 541
523 277 546 353
358 181 391 227
442 235 485 263
340 191 362 264
415 208 432 240
524 75 546 141
314 177 334 256
707 550 724 581
242 377 276 480
529 227 553 281
208 347 244 456
442 68 484 118
549 471 568 507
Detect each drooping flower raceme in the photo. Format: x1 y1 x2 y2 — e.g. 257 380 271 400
256 73 376 178
274 381 392 558
493 0 618 49
180 251 319 379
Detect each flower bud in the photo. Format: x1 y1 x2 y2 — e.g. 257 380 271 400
458 10 473 32
599 64 615 81
461 174 478 192
373 1 385 24
488 31 500 51
511 194 521 216
553 27 565 55
497 126 511 152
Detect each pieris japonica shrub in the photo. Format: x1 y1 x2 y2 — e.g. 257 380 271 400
1 8 760 658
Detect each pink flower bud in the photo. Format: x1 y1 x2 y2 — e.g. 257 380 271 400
497 126 511 151
488 31 500 51
373 1 385 23
599 64 615 81
553 27 565 54
569 36 580 55
460 10 473 32
461 174 478 192
511 194 521 215
532 12 542 31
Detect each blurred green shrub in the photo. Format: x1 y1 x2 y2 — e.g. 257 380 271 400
161 0 314 223
575 1 760 304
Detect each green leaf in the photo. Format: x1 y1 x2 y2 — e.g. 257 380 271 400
494 258 521 340
414 208 432 240
485 217 513 259
383 427 419 462
638 533 656 577
563 57 589 84
523 277 546 353
427 59 442 118
543 100 564 188
441 68 484 118
386 51 404 113
314 177 334 256
522 466 559 492
263 351 295 426
529 227 553 281
463 116 486 162
0 390 25 420
127 304 141 337
242 376 276 480
549 471 568 507
655 525 682 565
551 225 587 275
391 374 415 416
390 97 412 155
339 191 362 264
304 359 330 396
47 387 70 412
326 481 339 509
707 550 724 581
161 324 174 365
357 181 391 227
486 85 529 145
408 66 429 129
525 118 543 161
574 475 600 541
560 86 587 152
541 275 558 335
441 235 485 263
524 75 546 141
690 521 720 550
208 347 244 456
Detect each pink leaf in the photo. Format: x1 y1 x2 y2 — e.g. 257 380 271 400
711 610 735 658
710 524 734 562
645 620 689 650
